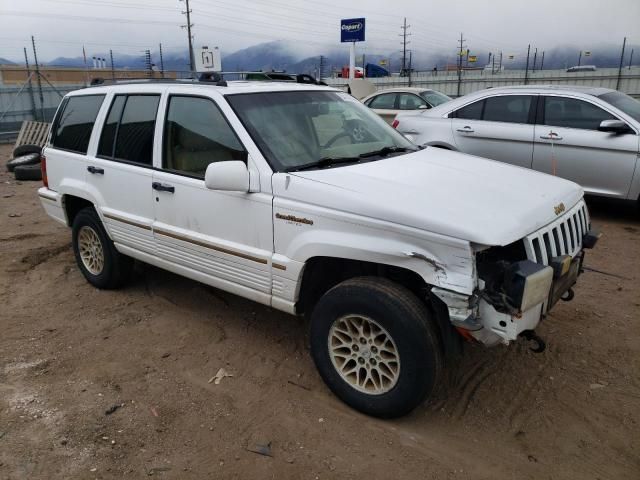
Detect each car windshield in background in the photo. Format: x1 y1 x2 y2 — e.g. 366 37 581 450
227 91 416 172
420 90 451 107
597 91 640 123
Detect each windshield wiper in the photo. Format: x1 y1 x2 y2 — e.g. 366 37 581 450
284 156 361 172
358 146 417 159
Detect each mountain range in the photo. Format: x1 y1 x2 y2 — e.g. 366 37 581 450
2 40 637 74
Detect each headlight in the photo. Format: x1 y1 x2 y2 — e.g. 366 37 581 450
504 260 553 312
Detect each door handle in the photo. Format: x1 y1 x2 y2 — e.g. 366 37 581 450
540 132 563 141
152 182 175 193
87 166 104 175
456 126 474 133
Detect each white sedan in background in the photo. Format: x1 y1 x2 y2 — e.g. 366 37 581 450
393 85 640 202
362 87 451 124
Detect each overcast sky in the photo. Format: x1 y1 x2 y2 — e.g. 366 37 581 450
0 0 638 62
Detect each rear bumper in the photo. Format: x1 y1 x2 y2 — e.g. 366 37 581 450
38 187 66 225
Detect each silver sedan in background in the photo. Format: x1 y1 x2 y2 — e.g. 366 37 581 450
393 85 640 202
362 87 451 124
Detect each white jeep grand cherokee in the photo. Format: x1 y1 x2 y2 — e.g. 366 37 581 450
38 80 598 418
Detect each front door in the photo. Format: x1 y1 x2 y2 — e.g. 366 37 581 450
152 94 273 303
450 94 536 169
532 95 639 198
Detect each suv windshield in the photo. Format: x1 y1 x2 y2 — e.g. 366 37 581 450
597 91 640 123
226 90 416 172
420 90 451 107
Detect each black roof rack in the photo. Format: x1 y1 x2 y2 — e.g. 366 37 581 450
89 71 327 87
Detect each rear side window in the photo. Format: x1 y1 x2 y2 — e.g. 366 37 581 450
543 96 616 130
398 93 427 110
483 95 532 124
368 93 396 109
97 94 160 165
454 100 483 120
51 95 105 154
163 96 246 178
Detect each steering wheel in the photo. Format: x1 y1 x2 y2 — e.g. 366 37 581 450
325 120 372 148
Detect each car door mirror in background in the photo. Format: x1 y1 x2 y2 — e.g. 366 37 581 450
204 161 250 192
417 104 428 109
598 119 633 134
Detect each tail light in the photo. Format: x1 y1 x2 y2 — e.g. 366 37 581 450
391 119 399 129
41 154 48 188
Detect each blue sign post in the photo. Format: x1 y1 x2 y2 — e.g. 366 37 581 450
340 18 365 43
341 18 365 81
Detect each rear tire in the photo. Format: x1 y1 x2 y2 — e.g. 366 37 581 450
310 277 443 418
72 207 132 289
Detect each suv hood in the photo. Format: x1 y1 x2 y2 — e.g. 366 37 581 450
282 148 583 246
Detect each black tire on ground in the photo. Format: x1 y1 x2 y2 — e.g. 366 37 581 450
7 152 41 172
12 144 42 158
71 207 133 289
309 277 443 418
13 163 43 181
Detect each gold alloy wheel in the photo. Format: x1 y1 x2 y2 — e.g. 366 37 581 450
328 314 400 395
78 226 105 275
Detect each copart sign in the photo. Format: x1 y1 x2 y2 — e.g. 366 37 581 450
341 18 365 42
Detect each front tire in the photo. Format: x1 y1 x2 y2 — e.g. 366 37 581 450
72 207 132 289
310 277 443 418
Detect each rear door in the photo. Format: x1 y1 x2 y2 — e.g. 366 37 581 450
450 94 536 168
86 92 160 253
366 92 399 124
532 95 638 198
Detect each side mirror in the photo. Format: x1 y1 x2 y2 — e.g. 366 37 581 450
204 161 249 192
417 104 428 109
598 119 632 134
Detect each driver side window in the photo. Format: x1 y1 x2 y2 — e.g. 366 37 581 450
368 93 397 109
398 93 427 110
163 96 246 178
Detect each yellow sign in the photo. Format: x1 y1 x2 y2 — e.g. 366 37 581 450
468 55 477 63
379 59 387 66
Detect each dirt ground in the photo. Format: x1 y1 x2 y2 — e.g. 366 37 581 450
0 142 638 480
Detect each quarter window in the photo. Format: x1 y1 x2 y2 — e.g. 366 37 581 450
368 93 396 109
163 96 246 177
51 95 105 154
543 97 616 130
483 95 532 124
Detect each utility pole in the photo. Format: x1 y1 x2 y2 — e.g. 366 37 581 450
399 18 411 75
319 55 326 81
31 36 45 122
457 33 466 97
109 49 115 80
159 43 165 78
540 51 545 70
578 50 582 67
629 49 634 70
532 48 537 72
524 44 531 85
144 49 152 77
499 51 503 71
491 52 495 74
180 0 195 74
23 47 37 120
408 50 412 86
616 37 626 90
